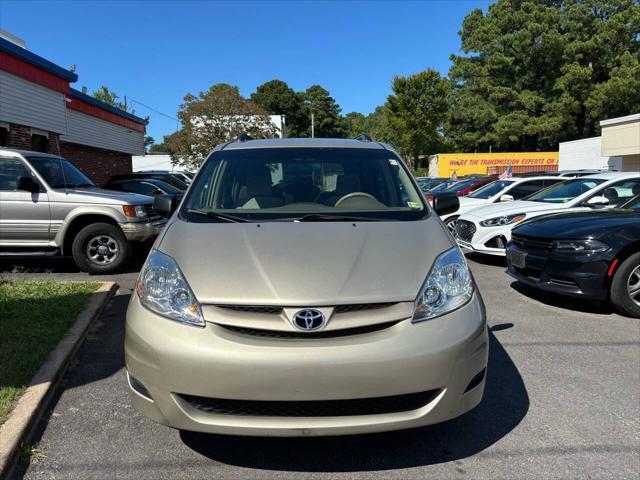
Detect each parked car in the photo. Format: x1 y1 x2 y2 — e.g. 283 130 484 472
108 171 189 190
440 176 564 234
167 171 193 185
125 137 488 437
418 177 447 192
545 169 612 177
454 172 640 256
0 148 165 273
506 194 640 318
103 178 184 201
423 179 461 201
445 176 499 197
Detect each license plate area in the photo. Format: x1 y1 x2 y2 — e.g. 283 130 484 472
508 249 527 269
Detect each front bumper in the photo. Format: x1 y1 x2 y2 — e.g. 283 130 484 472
506 244 612 300
455 218 512 257
124 293 488 437
119 218 166 242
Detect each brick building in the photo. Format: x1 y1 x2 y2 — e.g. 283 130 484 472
0 32 147 184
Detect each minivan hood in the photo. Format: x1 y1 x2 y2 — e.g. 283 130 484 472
158 216 453 305
50 187 152 205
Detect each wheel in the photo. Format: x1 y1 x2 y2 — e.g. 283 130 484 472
71 223 130 274
610 252 640 318
444 216 459 237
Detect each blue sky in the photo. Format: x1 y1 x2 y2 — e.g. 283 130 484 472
1 0 491 142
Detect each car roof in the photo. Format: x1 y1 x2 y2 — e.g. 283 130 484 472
214 137 392 151
0 148 62 159
508 176 565 181
583 172 640 180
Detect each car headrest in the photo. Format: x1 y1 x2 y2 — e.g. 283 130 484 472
245 175 272 198
336 175 362 193
603 188 619 201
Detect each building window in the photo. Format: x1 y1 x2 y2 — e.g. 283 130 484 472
0 123 8 147
31 128 49 152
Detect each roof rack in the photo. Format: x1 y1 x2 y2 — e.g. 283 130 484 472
354 133 372 142
234 133 254 142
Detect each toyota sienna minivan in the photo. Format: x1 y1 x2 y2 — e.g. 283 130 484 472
125 137 488 436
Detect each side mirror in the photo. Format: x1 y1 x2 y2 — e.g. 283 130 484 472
17 176 40 193
586 196 609 207
499 194 514 202
433 192 460 216
153 194 177 218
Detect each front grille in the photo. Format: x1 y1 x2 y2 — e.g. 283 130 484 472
218 320 399 339
215 303 397 316
216 305 283 314
455 220 476 242
179 389 441 417
548 276 578 288
513 265 542 280
511 234 554 252
143 204 154 216
334 302 396 314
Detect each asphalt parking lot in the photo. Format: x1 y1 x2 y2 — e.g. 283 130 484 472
2 253 639 480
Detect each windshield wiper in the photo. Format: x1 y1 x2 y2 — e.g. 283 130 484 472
294 214 384 222
184 209 249 223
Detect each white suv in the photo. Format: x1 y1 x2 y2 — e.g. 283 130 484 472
455 172 640 256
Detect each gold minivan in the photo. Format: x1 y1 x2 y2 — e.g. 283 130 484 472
125 137 488 436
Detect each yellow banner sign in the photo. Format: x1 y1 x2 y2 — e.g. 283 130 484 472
433 152 559 177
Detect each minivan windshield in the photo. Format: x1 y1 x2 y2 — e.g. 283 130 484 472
526 178 605 203
27 156 95 189
467 180 514 199
182 147 427 221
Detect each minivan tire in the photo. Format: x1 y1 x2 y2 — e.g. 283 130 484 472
71 223 130 274
610 252 640 318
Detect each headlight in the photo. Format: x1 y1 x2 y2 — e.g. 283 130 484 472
413 247 474 323
554 239 609 253
123 204 147 218
480 213 526 227
135 250 204 327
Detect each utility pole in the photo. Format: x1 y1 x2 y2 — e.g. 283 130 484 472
124 95 127 112
311 112 315 138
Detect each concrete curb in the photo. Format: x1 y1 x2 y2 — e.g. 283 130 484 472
0 281 118 479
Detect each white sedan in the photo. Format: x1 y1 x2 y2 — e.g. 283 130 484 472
440 176 564 234
454 172 640 256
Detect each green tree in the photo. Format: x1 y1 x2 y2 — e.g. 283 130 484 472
386 69 450 167
149 142 170 154
447 0 640 152
344 106 396 146
301 85 348 138
144 135 154 153
164 83 277 170
92 85 128 112
251 80 307 137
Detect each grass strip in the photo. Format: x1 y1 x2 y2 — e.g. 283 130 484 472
0 280 99 426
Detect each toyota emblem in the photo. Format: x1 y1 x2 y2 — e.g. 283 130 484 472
292 309 326 331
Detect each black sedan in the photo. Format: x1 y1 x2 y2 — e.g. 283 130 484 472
103 178 184 200
506 195 640 318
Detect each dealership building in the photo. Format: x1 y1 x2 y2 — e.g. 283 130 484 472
0 31 147 184
559 113 640 172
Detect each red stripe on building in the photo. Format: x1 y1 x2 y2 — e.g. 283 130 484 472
0 51 70 94
67 97 146 133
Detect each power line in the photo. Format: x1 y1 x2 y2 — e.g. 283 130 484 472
129 99 180 131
